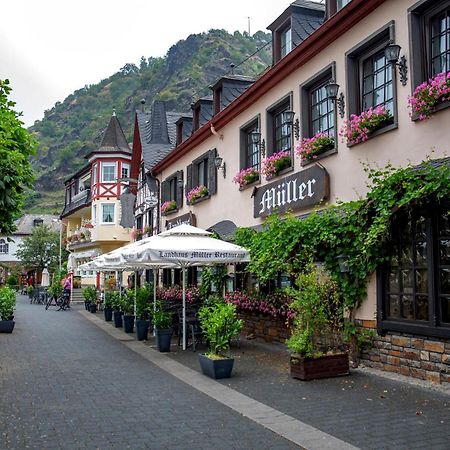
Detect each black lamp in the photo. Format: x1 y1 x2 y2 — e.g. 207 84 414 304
250 129 266 157
384 44 408 86
325 79 345 118
214 155 226 178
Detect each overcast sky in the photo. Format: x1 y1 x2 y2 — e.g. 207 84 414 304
1 0 294 127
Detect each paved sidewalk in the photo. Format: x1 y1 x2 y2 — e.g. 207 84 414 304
0 296 298 450
85 310 449 450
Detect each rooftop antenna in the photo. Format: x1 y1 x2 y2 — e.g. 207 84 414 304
140 98 146 113
247 16 251 35
230 63 235 76
112 108 116 117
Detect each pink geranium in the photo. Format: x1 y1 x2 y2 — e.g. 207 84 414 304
261 151 291 178
408 71 450 120
161 200 177 214
295 132 335 161
233 167 259 188
186 185 208 203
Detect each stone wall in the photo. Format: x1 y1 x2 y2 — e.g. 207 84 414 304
357 320 450 384
237 311 290 344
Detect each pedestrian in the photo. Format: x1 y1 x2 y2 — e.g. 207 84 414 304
63 276 72 308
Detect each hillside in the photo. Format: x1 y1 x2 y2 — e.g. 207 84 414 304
27 29 271 214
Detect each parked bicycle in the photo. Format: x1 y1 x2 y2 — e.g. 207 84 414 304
45 291 70 311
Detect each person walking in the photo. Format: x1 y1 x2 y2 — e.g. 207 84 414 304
63 276 72 308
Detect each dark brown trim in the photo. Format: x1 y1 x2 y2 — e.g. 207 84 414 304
151 0 387 175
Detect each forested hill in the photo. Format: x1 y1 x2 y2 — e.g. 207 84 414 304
27 29 271 213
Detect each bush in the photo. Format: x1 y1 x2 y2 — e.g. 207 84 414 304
6 274 18 287
121 289 135 315
82 286 97 303
136 284 153 320
151 302 172 329
0 287 16 320
198 302 243 357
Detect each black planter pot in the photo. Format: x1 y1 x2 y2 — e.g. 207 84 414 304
156 328 173 352
104 307 113 322
89 303 97 313
136 319 150 341
113 310 123 328
198 353 235 379
84 300 90 311
0 320 15 333
123 315 135 333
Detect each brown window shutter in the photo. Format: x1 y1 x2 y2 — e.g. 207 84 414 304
176 170 183 208
186 164 193 194
208 148 217 195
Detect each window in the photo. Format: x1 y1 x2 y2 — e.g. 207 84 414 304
92 164 97 185
240 118 260 172
186 149 217 199
280 27 292 58
101 204 115 223
92 204 97 225
337 0 351 10
346 22 396 128
0 239 9 254
267 95 293 158
121 163 130 180
410 1 450 90
379 200 450 338
161 171 183 209
101 162 116 183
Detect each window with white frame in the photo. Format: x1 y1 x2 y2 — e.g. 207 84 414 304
92 163 98 185
101 204 115 223
0 239 9 254
101 162 116 183
92 204 97 225
121 163 130 181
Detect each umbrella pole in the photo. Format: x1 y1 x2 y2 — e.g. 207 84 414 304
134 271 137 318
182 265 186 351
153 268 157 337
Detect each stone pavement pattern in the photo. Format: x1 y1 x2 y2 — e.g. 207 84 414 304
0 296 298 450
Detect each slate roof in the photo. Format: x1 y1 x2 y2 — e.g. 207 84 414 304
136 101 186 170
13 214 60 236
207 220 238 241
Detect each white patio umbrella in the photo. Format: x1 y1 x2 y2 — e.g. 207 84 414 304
124 224 250 349
41 268 50 287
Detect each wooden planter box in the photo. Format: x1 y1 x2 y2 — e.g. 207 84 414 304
290 353 349 381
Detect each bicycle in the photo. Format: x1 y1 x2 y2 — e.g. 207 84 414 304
45 291 70 311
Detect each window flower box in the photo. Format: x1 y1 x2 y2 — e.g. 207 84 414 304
187 185 209 204
340 106 393 146
233 167 259 189
295 132 335 162
131 228 144 241
161 200 177 215
408 71 450 120
261 151 292 179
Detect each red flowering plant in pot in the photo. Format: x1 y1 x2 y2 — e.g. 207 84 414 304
232 167 260 189
408 71 450 120
295 132 335 162
340 105 393 146
261 151 291 179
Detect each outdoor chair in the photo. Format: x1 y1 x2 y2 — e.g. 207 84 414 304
177 308 204 351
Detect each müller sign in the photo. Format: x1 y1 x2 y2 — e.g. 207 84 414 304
253 164 329 218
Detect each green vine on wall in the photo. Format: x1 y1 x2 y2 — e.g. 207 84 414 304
235 158 450 315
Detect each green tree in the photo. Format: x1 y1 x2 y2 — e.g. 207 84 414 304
0 79 36 234
16 224 64 272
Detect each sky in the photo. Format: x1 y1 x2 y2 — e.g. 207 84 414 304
1 0 295 128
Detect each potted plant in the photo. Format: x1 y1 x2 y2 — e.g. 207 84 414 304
121 289 135 333
232 167 260 189
27 284 33 299
135 284 152 341
161 200 178 215
186 185 209 203
82 286 97 313
152 304 173 352
0 287 16 333
286 266 349 381
261 150 291 179
111 292 123 328
103 291 113 322
295 132 335 162
197 301 243 379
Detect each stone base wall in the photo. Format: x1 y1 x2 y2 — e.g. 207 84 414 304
356 320 450 384
237 311 290 344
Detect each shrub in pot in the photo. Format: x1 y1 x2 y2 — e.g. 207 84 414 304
121 290 135 333
103 292 113 321
135 284 153 341
82 286 97 311
197 301 243 379
286 266 349 381
0 287 16 333
111 291 123 328
152 305 173 352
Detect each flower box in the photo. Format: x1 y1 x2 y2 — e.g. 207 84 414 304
290 353 349 380
408 71 450 120
187 185 209 204
340 106 393 146
261 151 292 179
161 200 177 215
233 167 260 189
295 132 335 162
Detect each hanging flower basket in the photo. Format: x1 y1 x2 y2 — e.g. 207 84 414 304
408 71 450 120
233 167 260 188
187 185 209 203
261 151 291 179
340 106 393 145
161 200 177 214
295 132 335 162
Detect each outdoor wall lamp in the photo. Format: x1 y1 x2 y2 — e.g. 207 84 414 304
283 110 300 140
214 155 226 178
250 130 266 158
384 44 408 86
325 80 345 118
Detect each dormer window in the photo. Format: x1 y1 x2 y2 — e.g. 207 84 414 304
101 162 116 183
326 0 352 18
280 26 292 58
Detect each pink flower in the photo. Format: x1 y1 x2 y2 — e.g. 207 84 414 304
186 185 208 203
233 167 259 188
261 151 291 178
295 132 335 161
161 200 177 214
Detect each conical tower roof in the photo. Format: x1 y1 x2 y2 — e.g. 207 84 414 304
94 111 131 155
